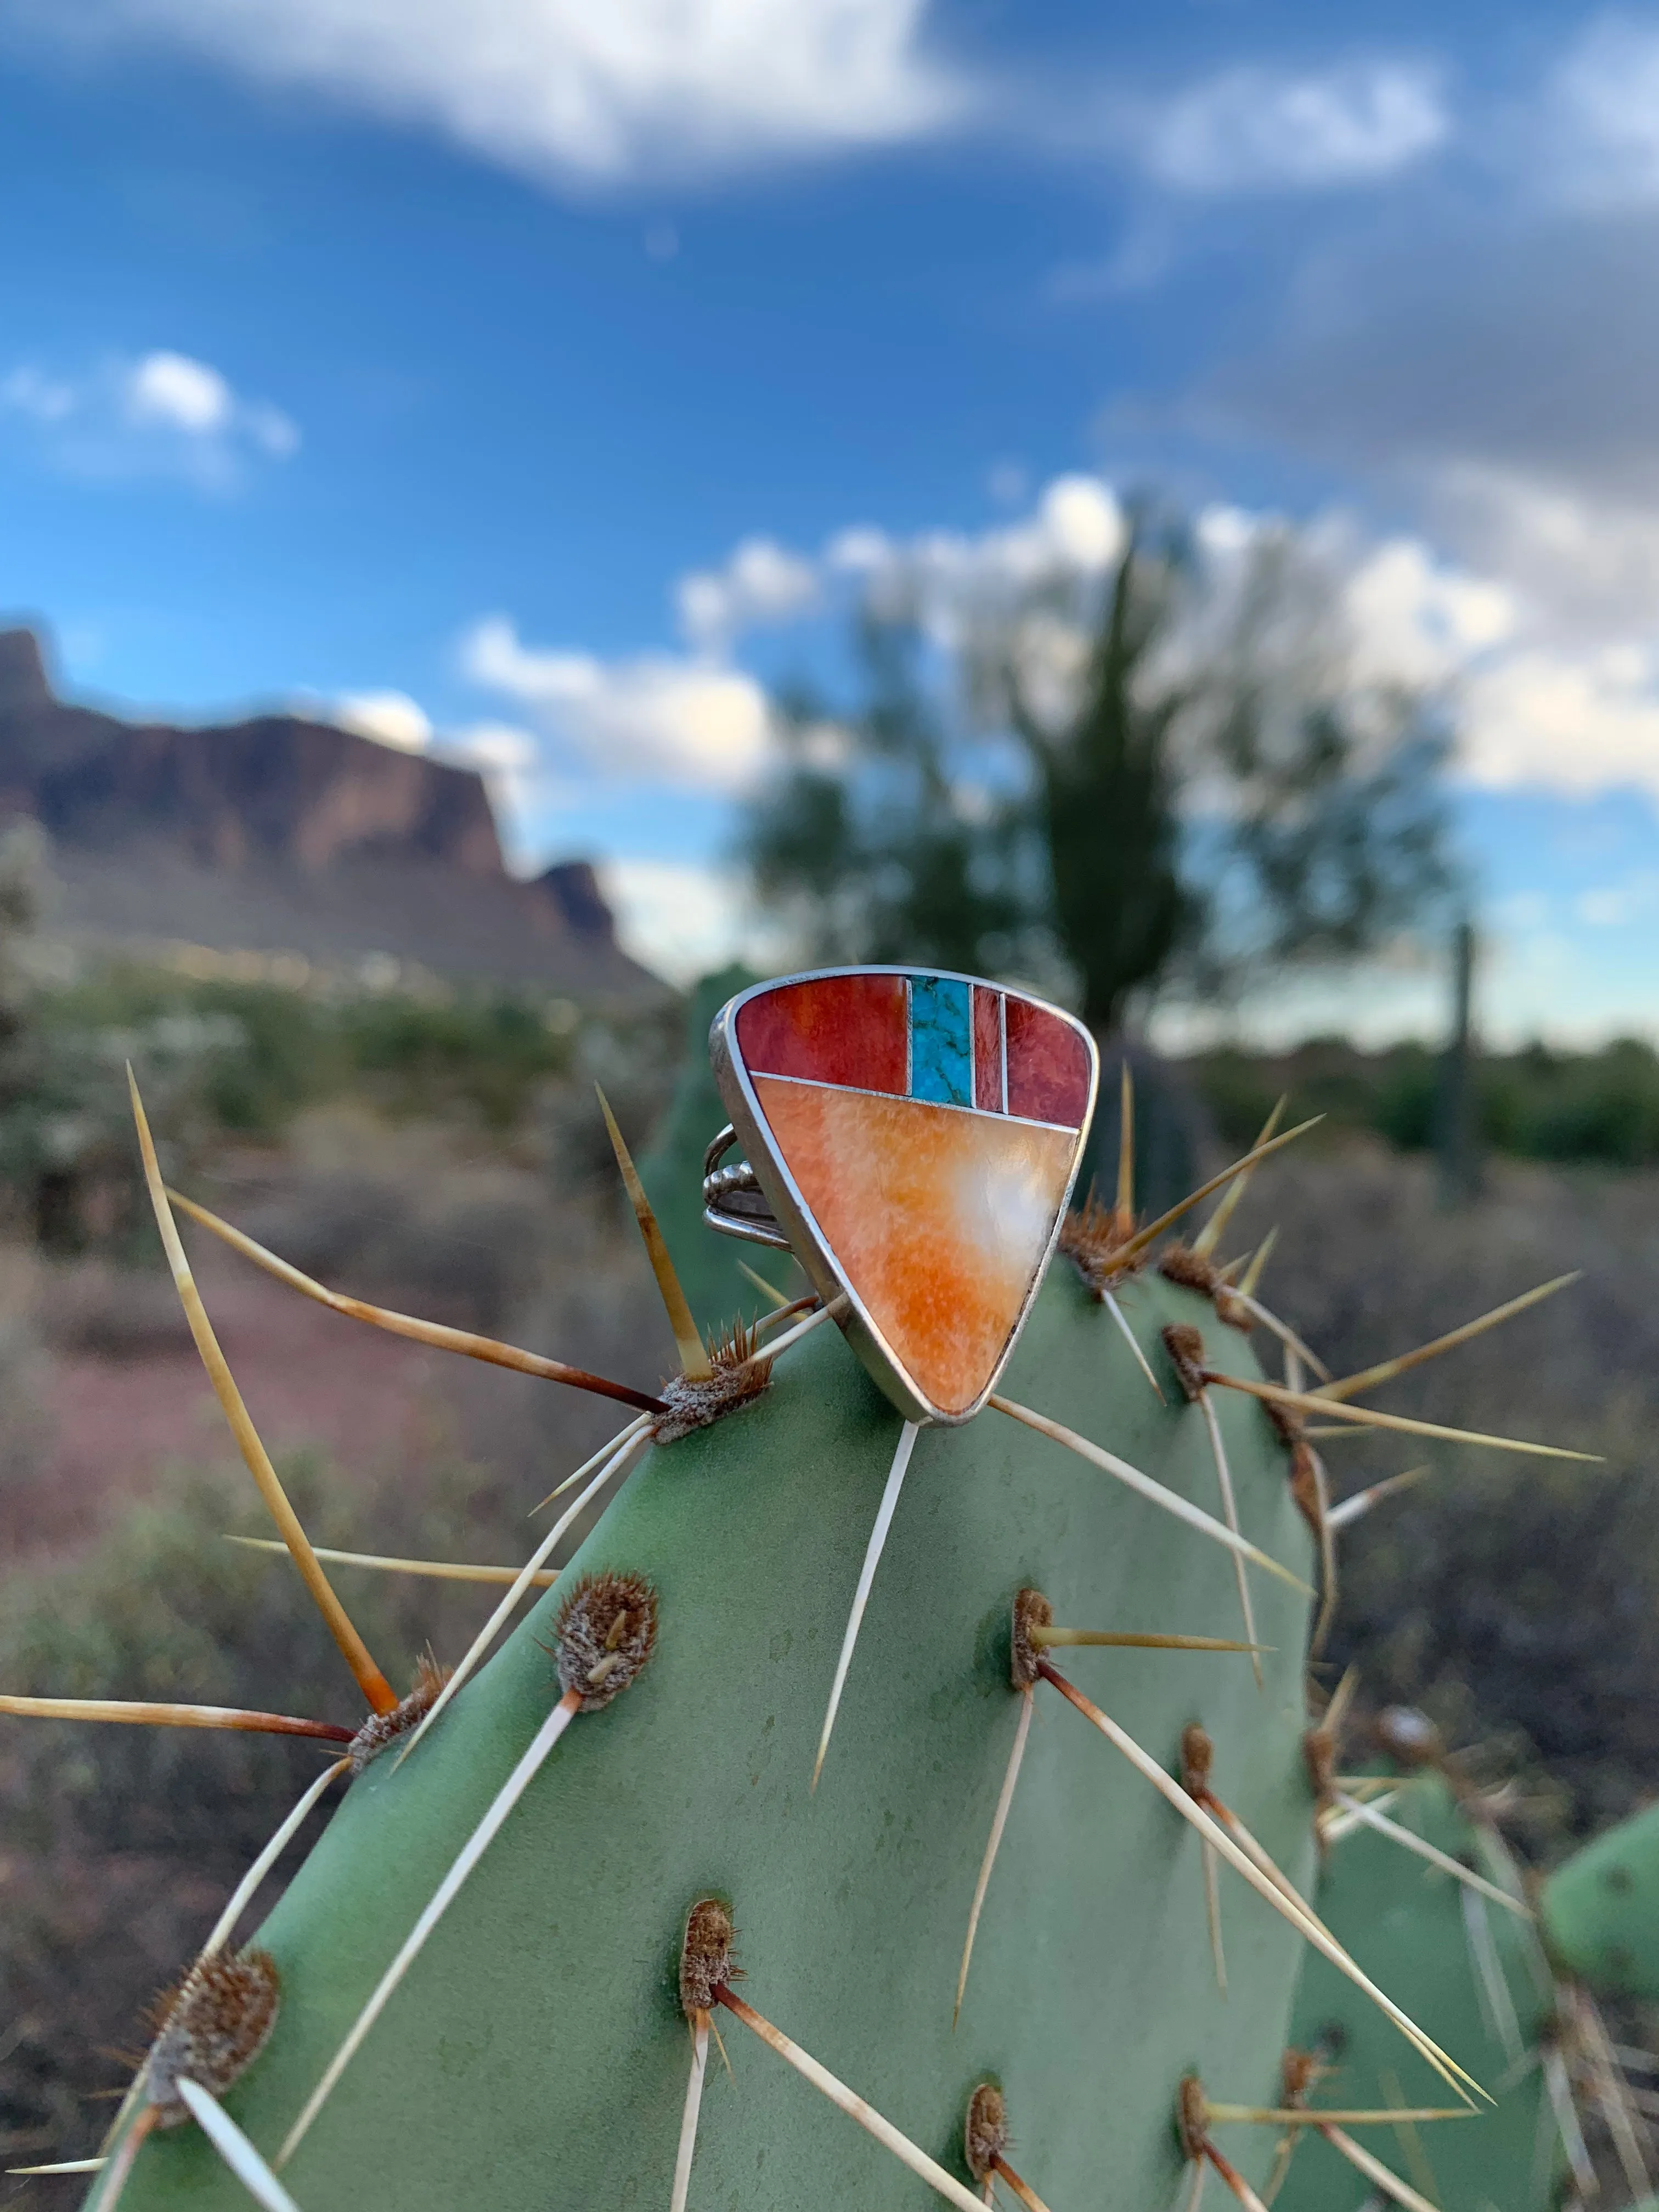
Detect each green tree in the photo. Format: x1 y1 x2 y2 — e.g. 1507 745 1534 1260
746 619 1035 979
994 517 1197 1035
743 510 1454 1046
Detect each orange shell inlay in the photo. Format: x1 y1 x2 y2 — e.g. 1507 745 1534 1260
754 1076 1078 1415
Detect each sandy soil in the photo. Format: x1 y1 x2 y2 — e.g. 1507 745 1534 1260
10 1251 449 1558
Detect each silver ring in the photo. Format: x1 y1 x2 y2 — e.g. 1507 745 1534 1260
702 1125 791 1250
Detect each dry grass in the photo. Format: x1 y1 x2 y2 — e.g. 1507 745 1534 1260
1228 1135 1659 1835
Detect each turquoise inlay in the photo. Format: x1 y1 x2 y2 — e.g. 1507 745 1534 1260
909 974 973 1107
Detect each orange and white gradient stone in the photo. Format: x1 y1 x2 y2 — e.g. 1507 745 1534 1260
754 1078 1080 1415
725 972 1095 1419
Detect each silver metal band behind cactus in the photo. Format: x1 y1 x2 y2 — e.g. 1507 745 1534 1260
702 1125 791 1250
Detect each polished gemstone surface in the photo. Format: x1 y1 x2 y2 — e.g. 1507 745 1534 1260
907 973 973 1108
723 969 1096 1419
755 1076 1078 1415
735 972 907 1095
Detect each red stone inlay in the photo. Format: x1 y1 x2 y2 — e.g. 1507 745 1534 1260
736 974 908 1095
1005 999 1091 1128
973 985 1003 1113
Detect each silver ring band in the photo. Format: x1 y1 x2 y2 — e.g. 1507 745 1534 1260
702 1125 791 1250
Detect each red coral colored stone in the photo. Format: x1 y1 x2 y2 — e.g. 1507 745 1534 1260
735 974 907 1094
973 984 1003 1112
1005 999 1092 1127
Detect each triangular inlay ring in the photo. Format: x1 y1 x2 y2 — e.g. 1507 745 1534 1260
710 967 1098 1425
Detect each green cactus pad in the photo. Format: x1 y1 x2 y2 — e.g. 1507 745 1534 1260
1277 1773 1555 2212
1543 1798 1659 2002
111 1266 1321 2211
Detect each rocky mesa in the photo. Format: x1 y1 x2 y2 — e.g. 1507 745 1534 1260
0 627 652 996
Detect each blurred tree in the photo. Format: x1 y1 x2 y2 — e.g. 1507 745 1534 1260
746 620 1035 980
742 510 1455 1045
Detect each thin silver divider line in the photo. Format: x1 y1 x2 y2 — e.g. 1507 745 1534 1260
747 1069 1081 1137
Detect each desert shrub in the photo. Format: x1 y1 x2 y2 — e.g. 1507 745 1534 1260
1192 1032 1659 1169
1222 1138 1659 1833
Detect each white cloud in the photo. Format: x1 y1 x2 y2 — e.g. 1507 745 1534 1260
452 720 538 776
1550 14 1659 205
121 351 300 458
428 471 1659 876
126 349 233 435
461 614 772 789
827 476 1659 810
828 473 1125 642
1432 463 1659 643
1139 60 1447 194
1459 642 1659 802
676 535 819 652
1342 536 1517 686
0 348 299 488
601 858 788 983
37 0 962 189
1276 514 1659 804
335 689 434 751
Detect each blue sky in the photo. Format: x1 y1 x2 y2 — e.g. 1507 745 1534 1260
3 2 1659 1040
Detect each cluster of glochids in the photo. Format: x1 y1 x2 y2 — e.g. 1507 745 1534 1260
0 1057 1603 2210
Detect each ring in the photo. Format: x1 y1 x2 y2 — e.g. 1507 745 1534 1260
702 1126 791 1250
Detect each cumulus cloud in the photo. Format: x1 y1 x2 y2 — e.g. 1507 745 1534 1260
1137 59 1447 194
127 351 234 435
1550 14 1659 206
431 469 1659 873
826 473 1659 811
1341 535 1517 686
1283 513 1659 805
334 690 435 752
0 348 298 487
1459 643 1659 802
601 858 790 983
676 536 819 652
1430 462 1659 644
120 349 300 456
1235 516 1659 804
461 614 772 790
28 0 962 189
827 473 1124 641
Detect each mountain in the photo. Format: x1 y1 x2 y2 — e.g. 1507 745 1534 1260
0 627 653 997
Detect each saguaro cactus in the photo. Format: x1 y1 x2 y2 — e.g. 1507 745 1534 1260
0 970 1598 2211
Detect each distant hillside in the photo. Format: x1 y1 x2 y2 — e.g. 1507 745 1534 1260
0 627 654 997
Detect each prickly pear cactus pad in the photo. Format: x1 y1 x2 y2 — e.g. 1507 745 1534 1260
1543 1798 1659 2003
109 1262 1319 2210
1277 1769 1556 2212
4 972 1602 2211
